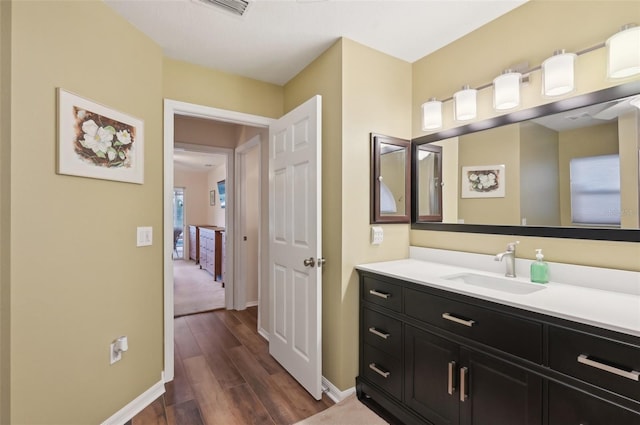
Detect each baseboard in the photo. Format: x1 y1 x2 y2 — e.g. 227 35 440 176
322 376 355 403
258 328 269 341
245 300 259 308
101 374 165 425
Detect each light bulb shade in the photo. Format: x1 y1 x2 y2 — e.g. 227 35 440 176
607 25 640 79
454 86 477 121
631 96 640 109
422 99 443 130
542 51 576 96
493 71 521 110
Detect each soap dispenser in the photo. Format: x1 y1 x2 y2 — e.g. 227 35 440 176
530 249 549 284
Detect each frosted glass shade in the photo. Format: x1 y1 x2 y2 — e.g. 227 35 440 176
607 25 640 78
631 96 640 109
454 86 477 121
493 71 521 110
422 99 443 130
542 51 576 96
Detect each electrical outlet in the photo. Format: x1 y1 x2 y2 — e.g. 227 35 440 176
137 227 152 247
371 226 384 245
110 342 122 364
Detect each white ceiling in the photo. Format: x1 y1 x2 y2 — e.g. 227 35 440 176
104 0 527 86
173 150 226 172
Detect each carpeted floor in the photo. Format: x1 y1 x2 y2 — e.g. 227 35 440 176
173 259 225 317
293 395 388 425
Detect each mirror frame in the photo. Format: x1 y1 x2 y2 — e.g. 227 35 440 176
411 80 640 242
371 133 411 223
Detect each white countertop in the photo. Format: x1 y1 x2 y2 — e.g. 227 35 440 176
356 248 640 337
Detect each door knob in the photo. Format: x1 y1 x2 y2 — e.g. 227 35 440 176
303 257 316 267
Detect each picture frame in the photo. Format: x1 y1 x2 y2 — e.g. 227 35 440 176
57 88 144 184
461 164 505 198
217 179 226 208
210 190 216 206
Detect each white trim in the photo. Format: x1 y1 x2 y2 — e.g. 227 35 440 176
163 99 274 383
258 328 270 341
101 375 165 425
321 376 355 403
234 136 261 311
245 300 259 308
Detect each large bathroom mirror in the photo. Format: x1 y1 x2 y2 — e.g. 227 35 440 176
412 81 640 242
371 133 410 223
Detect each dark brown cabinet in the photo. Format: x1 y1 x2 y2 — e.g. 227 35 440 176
357 269 640 425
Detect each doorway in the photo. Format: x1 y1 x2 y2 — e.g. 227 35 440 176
163 99 274 381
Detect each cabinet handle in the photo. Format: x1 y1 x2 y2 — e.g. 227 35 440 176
577 354 640 381
447 361 456 395
369 363 390 378
369 289 391 299
460 367 468 402
442 312 475 327
368 327 390 340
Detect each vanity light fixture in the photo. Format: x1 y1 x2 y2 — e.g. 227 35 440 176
454 85 477 121
422 98 443 130
607 24 640 79
493 69 521 110
542 50 577 96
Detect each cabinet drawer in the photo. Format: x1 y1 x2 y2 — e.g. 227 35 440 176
548 381 640 425
549 326 640 402
363 308 402 358
404 288 542 363
362 276 402 312
363 344 402 400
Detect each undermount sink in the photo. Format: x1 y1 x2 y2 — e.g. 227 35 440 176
443 272 546 295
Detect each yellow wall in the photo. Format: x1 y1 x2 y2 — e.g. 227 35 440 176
458 124 521 225
0 0 11 422
164 58 283 119
7 1 164 423
411 0 640 271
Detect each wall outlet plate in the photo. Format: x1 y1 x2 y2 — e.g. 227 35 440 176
136 226 152 247
110 342 122 364
371 226 384 245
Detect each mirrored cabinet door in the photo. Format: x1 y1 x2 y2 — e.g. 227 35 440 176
371 133 410 223
416 144 443 222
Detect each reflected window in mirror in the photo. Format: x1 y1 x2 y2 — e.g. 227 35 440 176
371 133 410 223
411 81 640 242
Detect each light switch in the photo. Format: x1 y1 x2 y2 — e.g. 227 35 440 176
137 227 152 247
371 226 384 245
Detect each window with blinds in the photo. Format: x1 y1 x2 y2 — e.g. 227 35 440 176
570 154 621 226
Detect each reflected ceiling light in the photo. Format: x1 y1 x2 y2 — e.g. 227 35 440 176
631 96 640 109
607 24 640 79
542 49 576 96
493 69 521 110
422 98 443 130
454 85 477 121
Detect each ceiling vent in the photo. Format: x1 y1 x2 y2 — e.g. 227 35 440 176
194 0 250 16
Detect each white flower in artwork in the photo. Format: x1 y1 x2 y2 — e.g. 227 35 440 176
81 119 99 137
77 109 87 120
469 173 478 181
116 129 132 145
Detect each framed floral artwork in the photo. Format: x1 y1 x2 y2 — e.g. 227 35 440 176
57 88 144 184
461 164 505 198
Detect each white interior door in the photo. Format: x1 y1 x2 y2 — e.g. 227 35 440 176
268 95 322 400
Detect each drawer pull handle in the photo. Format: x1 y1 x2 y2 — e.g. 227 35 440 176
460 367 468 402
369 289 391 299
447 361 456 395
442 312 475 327
577 354 640 381
368 327 390 340
369 363 390 378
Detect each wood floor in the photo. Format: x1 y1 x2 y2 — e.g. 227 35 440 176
131 307 334 425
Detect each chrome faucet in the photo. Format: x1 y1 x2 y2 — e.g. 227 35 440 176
495 241 519 278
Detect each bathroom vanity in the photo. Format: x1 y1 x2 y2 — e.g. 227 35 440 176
356 249 640 425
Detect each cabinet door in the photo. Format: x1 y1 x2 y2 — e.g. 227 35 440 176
548 381 640 425
459 349 542 425
405 325 460 425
